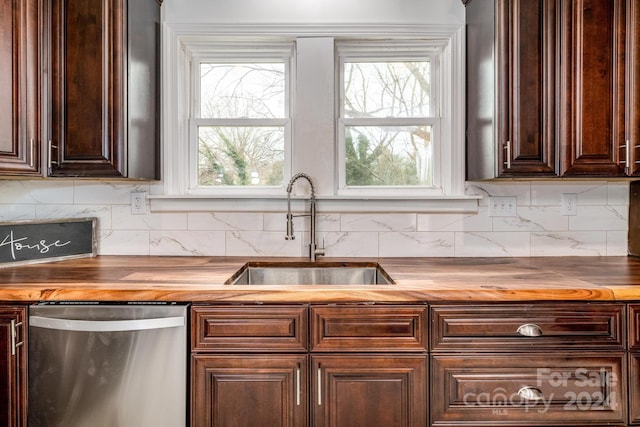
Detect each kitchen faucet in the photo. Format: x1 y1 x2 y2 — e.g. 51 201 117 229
285 172 325 261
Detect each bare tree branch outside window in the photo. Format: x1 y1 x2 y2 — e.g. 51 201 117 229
343 61 433 186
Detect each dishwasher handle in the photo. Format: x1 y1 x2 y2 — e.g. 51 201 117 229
29 315 185 332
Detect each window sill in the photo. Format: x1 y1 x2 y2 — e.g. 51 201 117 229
148 194 480 213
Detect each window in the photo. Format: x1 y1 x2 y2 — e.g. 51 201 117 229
187 42 294 195
337 42 441 195
160 25 467 210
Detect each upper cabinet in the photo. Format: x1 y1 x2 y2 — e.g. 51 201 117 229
0 0 161 179
559 0 634 176
466 0 640 179
0 0 40 175
46 0 160 179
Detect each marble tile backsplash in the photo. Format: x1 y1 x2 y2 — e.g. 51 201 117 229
0 180 630 257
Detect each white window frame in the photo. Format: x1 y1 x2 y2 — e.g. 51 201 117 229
189 42 295 196
336 41 444 196
157 24 475 213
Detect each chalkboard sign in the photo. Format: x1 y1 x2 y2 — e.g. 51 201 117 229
0 218 96 267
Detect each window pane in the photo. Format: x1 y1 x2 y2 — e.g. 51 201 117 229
200 63 286 119
345 125 432 186
344 61 430 118
198 126 284 186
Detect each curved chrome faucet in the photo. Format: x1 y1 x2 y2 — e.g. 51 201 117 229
285 172 325 261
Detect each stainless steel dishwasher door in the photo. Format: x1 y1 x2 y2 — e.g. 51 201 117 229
28 303 188 427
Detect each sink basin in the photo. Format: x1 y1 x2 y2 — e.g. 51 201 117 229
226 262 394 285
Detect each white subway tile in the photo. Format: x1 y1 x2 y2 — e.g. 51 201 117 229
0 180 74 204
379 232 454 257
74 181 150 204
607 181 630 205
568 206 627 231
341 213 416 232
150 230 225 256
454 232 531 257
322 232 379 257
0 205 36 221
531 231 607 256
417 210 493 232
112 206 187 230
98 230 150 255
607 231 628 256
188 212 263 230
226 230 302 256
493 206 568 232
36 204 112 230
531 181 607 206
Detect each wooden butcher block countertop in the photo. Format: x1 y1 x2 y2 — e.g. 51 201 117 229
2 255 640 303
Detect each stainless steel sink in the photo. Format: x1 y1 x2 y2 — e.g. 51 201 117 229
226 262 394 285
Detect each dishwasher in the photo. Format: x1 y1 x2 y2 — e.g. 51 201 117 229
28 302 188 427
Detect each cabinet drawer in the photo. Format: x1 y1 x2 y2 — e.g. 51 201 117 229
431 303 625 352
310 305 427 352
191 305 307 352
431 353 626 426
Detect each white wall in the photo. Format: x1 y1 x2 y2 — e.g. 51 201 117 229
163 0 465 25
0 1 629 258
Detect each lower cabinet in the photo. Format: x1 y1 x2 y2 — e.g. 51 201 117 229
191 303 429 427
192 354 308 427
191 301 640 427
430 302 628 427
0 306 26 427
311 355 427 427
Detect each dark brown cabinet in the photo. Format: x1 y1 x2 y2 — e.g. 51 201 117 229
467 0 559 179
46 0 160 178
191 305 309 427
311 355 427 427
191 304 429 427
310 305 429 427
497 0 558 177
0 0 160 179
558 0 638 176
192 354 308 427
0 0 40 175
467 0 640 179
0 306 26 427
430 303 627 426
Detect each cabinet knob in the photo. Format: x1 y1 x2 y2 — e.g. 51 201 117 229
517 386 544 402
516 323 542 337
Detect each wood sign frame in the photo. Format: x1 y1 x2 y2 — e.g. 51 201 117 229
0 218 97 267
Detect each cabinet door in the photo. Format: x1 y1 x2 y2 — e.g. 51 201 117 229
559 0 629 176
497 0 558 177
311 355 427 427
47 0 160 178
192 354 308 427
0 307 26 427
0 0 40 175
629 0 640 176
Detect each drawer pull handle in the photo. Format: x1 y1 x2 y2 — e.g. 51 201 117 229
518 386 544 401
516 323 542 337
